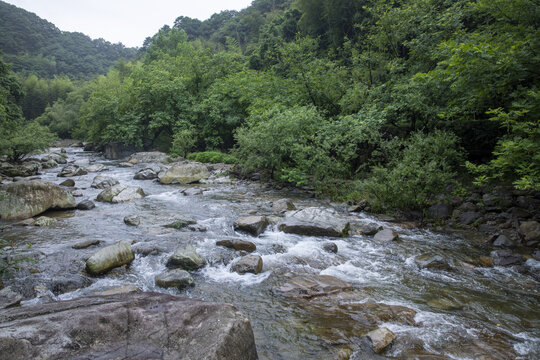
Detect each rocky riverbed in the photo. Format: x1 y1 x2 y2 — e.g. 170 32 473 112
0 146 539 359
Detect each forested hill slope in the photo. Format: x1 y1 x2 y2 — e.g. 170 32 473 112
0 0 137 79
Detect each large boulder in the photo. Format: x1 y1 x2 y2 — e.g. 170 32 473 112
43 153 67 164
230 255 263 275
0 180 76 220
0 162 41 177
96 184 146 203
0 292 258 360
57 165 87 177
85 241 135 275
91 175 119 189
277 207 350 237
158 162 210 184
166 245 206 270
234 216 268 236
103 142 139 160
155 270 194 289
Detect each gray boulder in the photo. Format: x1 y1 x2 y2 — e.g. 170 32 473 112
59 179 75 187
0 180 76 220
519 221 540 245
234 216 268 236
278 207 350 237
272 199 296 212
76 200 95 210
41 159 58 169
85 164 108 173
134 168 158 180
366 327 396 354
216 239 257 252
43 153 67 164
459 211 481 225
85 241 135 275
0 287 23 309
0 292 258 360
373 229 399 242
492 235 516 249
158 162 210 184
57 165 87 177
231 255 263 275
0 162 40 177
166 245 206 270
124 215 140 226
96 184 146 203
490 250 524 267
91 175 119 189
427 203 453 220
155 269 194 289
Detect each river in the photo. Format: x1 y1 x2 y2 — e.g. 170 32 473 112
1 147 539 359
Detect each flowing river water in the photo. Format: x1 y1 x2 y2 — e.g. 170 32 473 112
1 147 539 359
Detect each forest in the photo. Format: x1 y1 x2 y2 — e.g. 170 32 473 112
1 0 539 212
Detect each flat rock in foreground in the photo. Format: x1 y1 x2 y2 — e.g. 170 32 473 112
0 180 76 220
0 292 258 360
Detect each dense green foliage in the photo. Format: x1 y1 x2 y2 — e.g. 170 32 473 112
8 0 539 210
187 151 237 165
0 0 136 79
0 54 55 161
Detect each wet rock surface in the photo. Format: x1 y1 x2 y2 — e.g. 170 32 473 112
0 180 76 220
231 255 263 274
96 183 146 203
0 293 258 360
216 239 257 252
85 241 135 275
234 216 268 236
166 244 206 270
278 207 350 237
158 162 210 184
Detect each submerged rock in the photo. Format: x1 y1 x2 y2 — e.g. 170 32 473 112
234 216 268 236
155 269 195 289
0 180 76 220
0 292 258 360
427 297 463 310
414 254 450 270
278 207 350 237
231 255 263 274
85 241 135 275
158 162 210 184
91 175 119 189
216 239 257 252
274 275 352 298
373 229 398 242
166 244 206 270
96 184 145 203
72 239 101 249
366 327 396 354
164 217 197 229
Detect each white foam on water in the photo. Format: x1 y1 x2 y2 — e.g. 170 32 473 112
514 332 540 356
201 264 271 285
320 260 390 284
146 190 184 202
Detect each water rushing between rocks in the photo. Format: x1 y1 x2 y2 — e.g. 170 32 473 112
1 147 539 359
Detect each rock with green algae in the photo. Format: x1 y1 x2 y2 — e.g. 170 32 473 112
86 241 134 275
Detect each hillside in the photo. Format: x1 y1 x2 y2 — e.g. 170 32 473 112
0 0 137 79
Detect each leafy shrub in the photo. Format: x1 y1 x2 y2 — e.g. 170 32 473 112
187 151 237 164
169 128 196 158
362 130 464 211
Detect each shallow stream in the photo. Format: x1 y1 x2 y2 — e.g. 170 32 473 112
1 148 539 359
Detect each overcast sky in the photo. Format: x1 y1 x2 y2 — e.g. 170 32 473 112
4 0 253 47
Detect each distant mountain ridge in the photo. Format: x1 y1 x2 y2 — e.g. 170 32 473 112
0 0 137 79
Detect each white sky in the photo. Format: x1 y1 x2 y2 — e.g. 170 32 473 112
4 0 254 47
